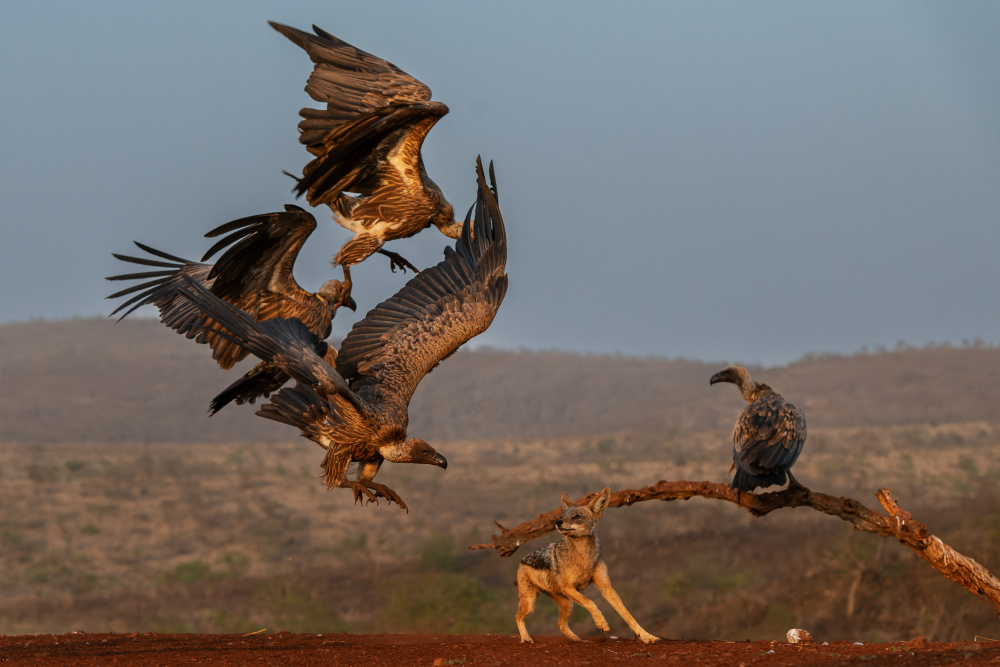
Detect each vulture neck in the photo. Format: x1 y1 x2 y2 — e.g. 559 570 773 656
378 440 412 463
436 219 464 240
740 381 771 404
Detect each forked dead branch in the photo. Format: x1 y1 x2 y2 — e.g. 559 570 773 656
469 481 1000 617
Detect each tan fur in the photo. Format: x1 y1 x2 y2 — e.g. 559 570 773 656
514 487 659 644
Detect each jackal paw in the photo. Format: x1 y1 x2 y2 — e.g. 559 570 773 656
595 617 611 632
519 636 534 644
638 632 660 645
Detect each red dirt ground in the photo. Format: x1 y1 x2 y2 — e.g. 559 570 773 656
0 633 998 666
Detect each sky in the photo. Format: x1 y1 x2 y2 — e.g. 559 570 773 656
2 1 999 366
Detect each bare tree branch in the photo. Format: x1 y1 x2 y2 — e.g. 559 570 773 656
468 480 1000 617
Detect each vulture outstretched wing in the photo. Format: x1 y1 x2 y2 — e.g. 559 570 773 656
269 21 432 124
270 21 449 206
106 207 334 370
335 157 508 416
201 205 334 337
734 393 806 476
106 244 251 369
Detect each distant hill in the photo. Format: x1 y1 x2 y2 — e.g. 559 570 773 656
2 317 999 444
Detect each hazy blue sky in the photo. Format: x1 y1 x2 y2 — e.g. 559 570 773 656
2 1 999 365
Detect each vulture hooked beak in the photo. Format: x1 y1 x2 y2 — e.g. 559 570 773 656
710 366 745 387
432 453 448 470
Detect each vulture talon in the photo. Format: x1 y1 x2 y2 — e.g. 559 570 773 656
348 482 379 506
367 482 407 510
378 249 421 275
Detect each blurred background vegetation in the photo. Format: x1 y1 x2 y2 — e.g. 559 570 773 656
1 318 998 640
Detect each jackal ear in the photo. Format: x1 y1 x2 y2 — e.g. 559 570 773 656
589 486 611 517
560 493 573 509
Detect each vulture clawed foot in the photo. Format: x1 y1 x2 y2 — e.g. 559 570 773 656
377 249 420 275
367 482 408 511
345 481 408 510
347 481 380 506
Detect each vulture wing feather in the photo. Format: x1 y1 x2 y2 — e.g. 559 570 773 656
173 277 363 413
336 157 507 415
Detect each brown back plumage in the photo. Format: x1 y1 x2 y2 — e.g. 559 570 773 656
710 365 807 491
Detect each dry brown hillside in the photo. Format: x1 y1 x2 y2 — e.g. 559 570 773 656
2 317 999 444
2 319 1000 641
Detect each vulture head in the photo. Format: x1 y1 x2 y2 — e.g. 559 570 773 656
433 202 463 240
318 279 357 312
710 365 760 402
709 365 750 388
382 438 448 469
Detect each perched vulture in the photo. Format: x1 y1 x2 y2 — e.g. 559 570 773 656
106 206 353 413
270 21 463 307
710 365 807 492
174 157 507 509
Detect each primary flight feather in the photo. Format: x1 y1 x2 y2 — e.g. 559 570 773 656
106 206 353 413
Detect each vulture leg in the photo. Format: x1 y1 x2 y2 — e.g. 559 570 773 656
340 461 408 510
336 480 407 510
786 471 808 492
377 249 420 274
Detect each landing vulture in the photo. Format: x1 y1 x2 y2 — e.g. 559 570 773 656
270 21 464 307
106 206 352 413
174 158 507 509
710 365 807 492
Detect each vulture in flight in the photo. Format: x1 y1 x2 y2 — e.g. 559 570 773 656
710 365 807 492
174 157 507 510
106 206 353 413
270 21 463 307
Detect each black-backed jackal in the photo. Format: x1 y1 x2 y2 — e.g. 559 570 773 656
514 487 659 644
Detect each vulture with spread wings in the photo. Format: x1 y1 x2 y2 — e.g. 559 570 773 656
175 158 507 509
106 206 353 413
710 365 807 493
270 21 464 308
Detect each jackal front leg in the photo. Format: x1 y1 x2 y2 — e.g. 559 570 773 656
592 562 660 644
561 588 610 633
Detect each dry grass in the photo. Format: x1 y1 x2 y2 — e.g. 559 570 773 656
1 421 999 640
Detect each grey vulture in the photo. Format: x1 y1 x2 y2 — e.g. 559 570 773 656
106 206 353 413
270 21 463 307
710 365 807 492
173 157 507 509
